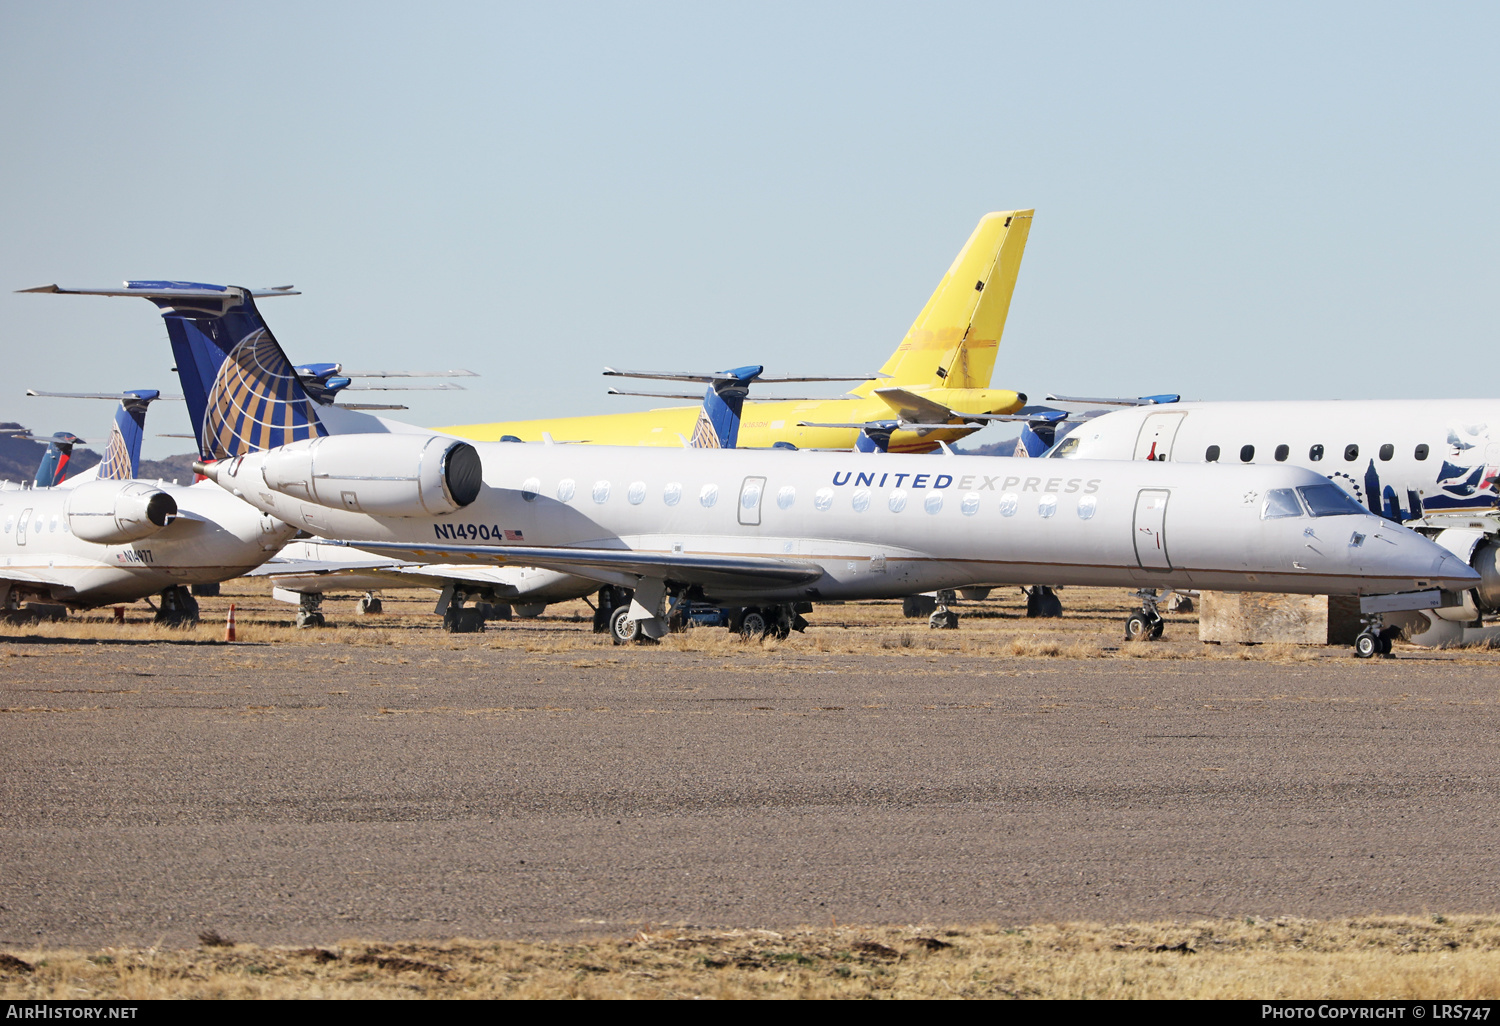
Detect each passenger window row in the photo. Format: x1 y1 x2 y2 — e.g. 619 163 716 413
1206 443 1428 464
528 479 1102 521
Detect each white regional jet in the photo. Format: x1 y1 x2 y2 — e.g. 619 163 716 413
0 388 295 622
1045 398 1500 646
30 282 1479 655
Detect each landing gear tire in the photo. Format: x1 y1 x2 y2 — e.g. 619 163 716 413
610 605 642 645
929 609 959 630
772 609 794 640
1025 586 1063 619
1354 631 1379 659
155 585 200 628
594 587 631 634
739 609 769 641
355 593 383 615
1127 612 1165 642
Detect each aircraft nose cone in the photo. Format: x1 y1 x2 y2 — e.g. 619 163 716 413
1433 550 1481 589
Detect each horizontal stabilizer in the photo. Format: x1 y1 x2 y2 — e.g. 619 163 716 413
609 388 835 402
960 409 1068 424
339 383 465 392
604 366 875 384
1045 393 1180 407
873 387 958 424
341 370 478 379
18 282 299 299
27 389 183 401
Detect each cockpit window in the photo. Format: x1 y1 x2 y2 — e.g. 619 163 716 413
1297 483 1364 517
1051 437 1081 458
1261 488 1304 519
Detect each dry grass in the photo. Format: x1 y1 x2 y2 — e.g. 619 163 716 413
3 916 1498 999
7 581 1500 669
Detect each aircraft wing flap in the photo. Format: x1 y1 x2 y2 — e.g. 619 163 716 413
327 541 824 590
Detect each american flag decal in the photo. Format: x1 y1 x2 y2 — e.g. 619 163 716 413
504 529 524 541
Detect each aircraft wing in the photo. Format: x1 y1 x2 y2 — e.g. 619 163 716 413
0 568 61 587
247 555 413 577
325 540 824 592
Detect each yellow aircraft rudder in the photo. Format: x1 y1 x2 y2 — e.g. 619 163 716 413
856 209 1033 394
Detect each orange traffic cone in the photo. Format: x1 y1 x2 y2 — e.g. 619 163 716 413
225 603 237 643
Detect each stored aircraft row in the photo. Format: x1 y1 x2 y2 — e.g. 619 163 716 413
12 276 1477 658
8 208 1497 657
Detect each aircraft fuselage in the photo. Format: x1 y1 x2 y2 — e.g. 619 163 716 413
207 442 1475 603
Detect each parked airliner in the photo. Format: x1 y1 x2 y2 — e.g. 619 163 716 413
30 282 1479 654
1047 398 1500 645
0 389 295 622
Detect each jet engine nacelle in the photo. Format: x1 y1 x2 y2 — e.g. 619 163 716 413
65 480 178 544
258 434 483 518
1429 529 1500 621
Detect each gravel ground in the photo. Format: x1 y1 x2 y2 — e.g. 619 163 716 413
2 585 1497 948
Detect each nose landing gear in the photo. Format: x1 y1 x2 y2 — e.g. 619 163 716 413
1125 589 1165 641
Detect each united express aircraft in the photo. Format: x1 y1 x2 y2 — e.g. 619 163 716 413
30 283 1480 655
1046 398 1500 646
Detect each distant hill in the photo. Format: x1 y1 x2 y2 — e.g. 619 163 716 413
0 421 197 486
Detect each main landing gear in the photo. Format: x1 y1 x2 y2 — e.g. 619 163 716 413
928 590 959 630
155 585 200 628
595 586 810 644
294 591 326 629
1124 589 1165 641
731 604 808 641
1024 586 1063 619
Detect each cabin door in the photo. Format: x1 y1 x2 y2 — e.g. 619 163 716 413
16 508 31 546
1133 412 1187 461
738 477 766 526
1133 490 1172 570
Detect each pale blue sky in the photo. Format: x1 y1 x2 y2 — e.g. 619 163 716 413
2 1 1496 457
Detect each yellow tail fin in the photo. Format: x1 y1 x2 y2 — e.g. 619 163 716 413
856 210 1033 394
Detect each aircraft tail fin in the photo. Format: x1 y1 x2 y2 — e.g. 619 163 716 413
33 433 82 488
856 210 1033 394
97 390 161 481
21 282 323 460
688 366 761 449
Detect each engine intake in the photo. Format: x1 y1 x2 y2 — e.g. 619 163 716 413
258 435 482 517
66 480 178 544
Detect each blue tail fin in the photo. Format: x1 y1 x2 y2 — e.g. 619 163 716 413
34 432 81 487
688 365 761 449
23 282 322 460
855 422 898 453
141 284 324 460
97 390 160 481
